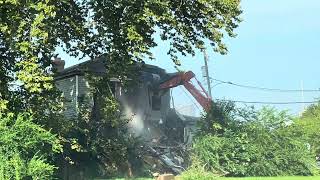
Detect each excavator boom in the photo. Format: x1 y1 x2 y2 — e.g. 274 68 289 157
159 71 212 112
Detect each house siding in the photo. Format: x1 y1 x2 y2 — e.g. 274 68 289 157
56 75 92 119
55 74 172 141
56 76 77 118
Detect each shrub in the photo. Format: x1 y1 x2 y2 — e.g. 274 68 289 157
0 113 62 179
293 102 320 156
180 158 221 180
192 102 319 177
179 167 217 180
54 77 145 178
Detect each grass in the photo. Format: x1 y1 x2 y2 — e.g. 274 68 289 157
104 176 320 180
209 176 320 180
96 178 152 180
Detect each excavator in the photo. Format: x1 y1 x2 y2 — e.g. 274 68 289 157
159 71 212 112
144 71 212 175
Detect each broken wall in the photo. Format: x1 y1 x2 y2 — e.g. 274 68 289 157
55 73 172 142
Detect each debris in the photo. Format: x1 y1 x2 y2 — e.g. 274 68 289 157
152 172 160 177
146 146 185 175
156 174 175 180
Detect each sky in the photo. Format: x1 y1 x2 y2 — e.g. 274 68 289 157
60 0 320 116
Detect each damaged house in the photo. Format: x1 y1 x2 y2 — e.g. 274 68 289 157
53 57 209 174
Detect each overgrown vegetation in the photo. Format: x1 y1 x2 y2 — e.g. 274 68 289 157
186 101 319 178
293 102 320 158
1 0 241 178
1 0 320 178
0 113 61 179
54 74 146 179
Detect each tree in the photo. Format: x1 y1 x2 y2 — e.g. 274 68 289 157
291 102 320 157
1 0 242 106
0 0 87 119
1 1 86 176
84 0 242 67
1 0 242 118
1 0 242 177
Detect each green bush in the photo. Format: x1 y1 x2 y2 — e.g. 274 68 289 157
293 102 320 156
192 102 319 177
0 113 62 179
180 157 223 180
180 167 217 180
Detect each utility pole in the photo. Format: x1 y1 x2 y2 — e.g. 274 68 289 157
203 49 212 98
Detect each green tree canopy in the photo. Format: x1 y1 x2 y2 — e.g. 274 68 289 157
291 102 320 157
1 0 242 111
1 0 242 178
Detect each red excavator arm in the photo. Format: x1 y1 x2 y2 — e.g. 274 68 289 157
159 71 212 112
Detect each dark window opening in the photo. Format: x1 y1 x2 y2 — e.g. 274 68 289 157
152 92 161 110
108 81 116 95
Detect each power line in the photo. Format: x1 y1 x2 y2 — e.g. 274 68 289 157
211 78 320 92
179 87 201 111
215 99 319 105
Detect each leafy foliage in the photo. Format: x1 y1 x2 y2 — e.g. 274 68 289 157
53 75 145 178
180 166 218 180
291 102 320 157
192 101 318 177
86 0 242 66
1 0 242 178
0 113 61 179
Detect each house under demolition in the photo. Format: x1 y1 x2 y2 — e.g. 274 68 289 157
53 57 203 174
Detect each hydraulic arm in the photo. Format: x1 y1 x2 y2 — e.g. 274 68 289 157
159 71 212 112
